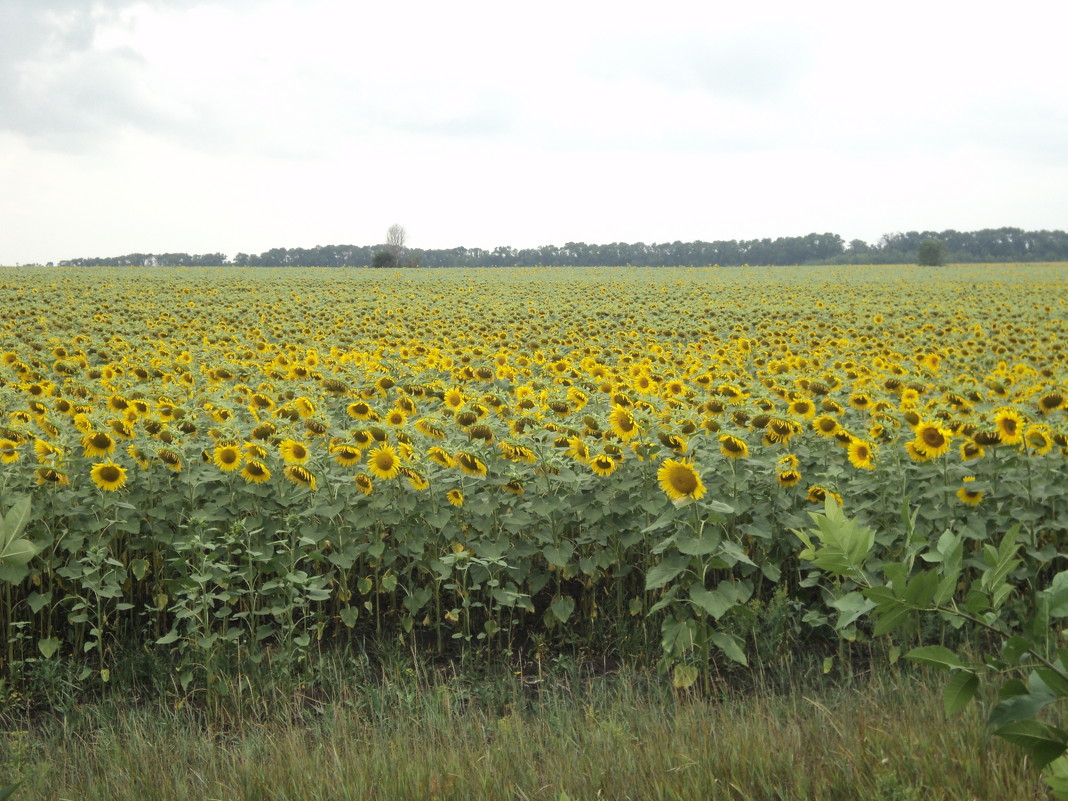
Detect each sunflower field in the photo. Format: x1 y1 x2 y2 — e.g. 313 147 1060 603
0 264 1066 690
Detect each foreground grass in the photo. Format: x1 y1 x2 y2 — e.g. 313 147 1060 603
0 656 1048 801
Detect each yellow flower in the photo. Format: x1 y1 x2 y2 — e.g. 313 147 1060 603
589 453 617 476
283 464 318 490
455 450 487 478
718 435 748 459
330 444 362 467
657 458 706 503
355 473 374 495
241 459 271 484
0 438 20 464
994 408 1024 446
846 440 875 471
956 477 984 505
608 405 639 441
806 485 842 506
81 431 116 458
777 469 801 487
90 461 128 492
213 444 242 472
368 444 401 480
446 488 464 507
279 438 311 465
912 423 951 458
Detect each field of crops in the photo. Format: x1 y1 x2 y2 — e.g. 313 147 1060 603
0 264 1066 691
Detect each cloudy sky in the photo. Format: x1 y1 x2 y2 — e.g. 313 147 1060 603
2 0 1066 264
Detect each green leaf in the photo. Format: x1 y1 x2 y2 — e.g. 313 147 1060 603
990 686 1058 728
689 585 734 619
155 630 181 645
660 617 697 657
994 720 1067 770
829 591 876 630
550 596 575 623
38 637 61 658
0 782 23 801
672 663 699 689
710 631 748 666
943 670 978 716
544 542 574 568
906 645 967 671
645 553 691 590
903 570 939 607
339 606 359 628
873 605 913 637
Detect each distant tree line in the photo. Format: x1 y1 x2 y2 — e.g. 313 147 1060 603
52 227 1068 268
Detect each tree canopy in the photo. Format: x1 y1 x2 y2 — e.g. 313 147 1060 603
51 227 1068 268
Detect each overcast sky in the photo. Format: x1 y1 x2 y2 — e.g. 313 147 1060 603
2 0 1067 264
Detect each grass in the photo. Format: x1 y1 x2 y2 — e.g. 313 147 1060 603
0 650 1048 801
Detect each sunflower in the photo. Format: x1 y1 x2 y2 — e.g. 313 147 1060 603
355 473 374 495
241 459 271 484
956 476 984 506
806 485 842 506
81 431 115 458
346 401 377 421
284 465 318 491
846 440 875 470
812 416 840 438
35 467 69 486
1024 425 1054 455
446 488 464 507
0 438 21 464
90 461 128 492
502 478 525 495
443 388 465 410
657 433 687 454
244 441 268 460
127 444 151 469
250 421 278 441
368 444 402 480
401 467 429 491
385 409 407 427
657 458 706 503
608 405 639 441
913 423 951 458
450 450 484 477
157 448 183 472
718 435 749 459
1038 392 1065 414
788 399 816 419
848 393 871 411
415 418 446 439
279 438 311 465
331 444 362 467
905 441 931 462
994 409 1025 445
589 453 617 476
960 440 984 461
213 444 242 472
777 469 801 487
500 441 537 463
427 446 456 468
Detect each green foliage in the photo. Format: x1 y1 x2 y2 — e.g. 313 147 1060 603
370 249 398 269
917 238 948 266
797 499 1068 797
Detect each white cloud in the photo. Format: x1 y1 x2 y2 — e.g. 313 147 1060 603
2 0 1068 264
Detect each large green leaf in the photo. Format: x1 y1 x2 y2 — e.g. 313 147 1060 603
645 553 690 590
994 720 1067 770
943 670 978 716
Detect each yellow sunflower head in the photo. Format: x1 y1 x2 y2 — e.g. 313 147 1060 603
368 444 401 480
90 461 128 492
657 458 706 504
